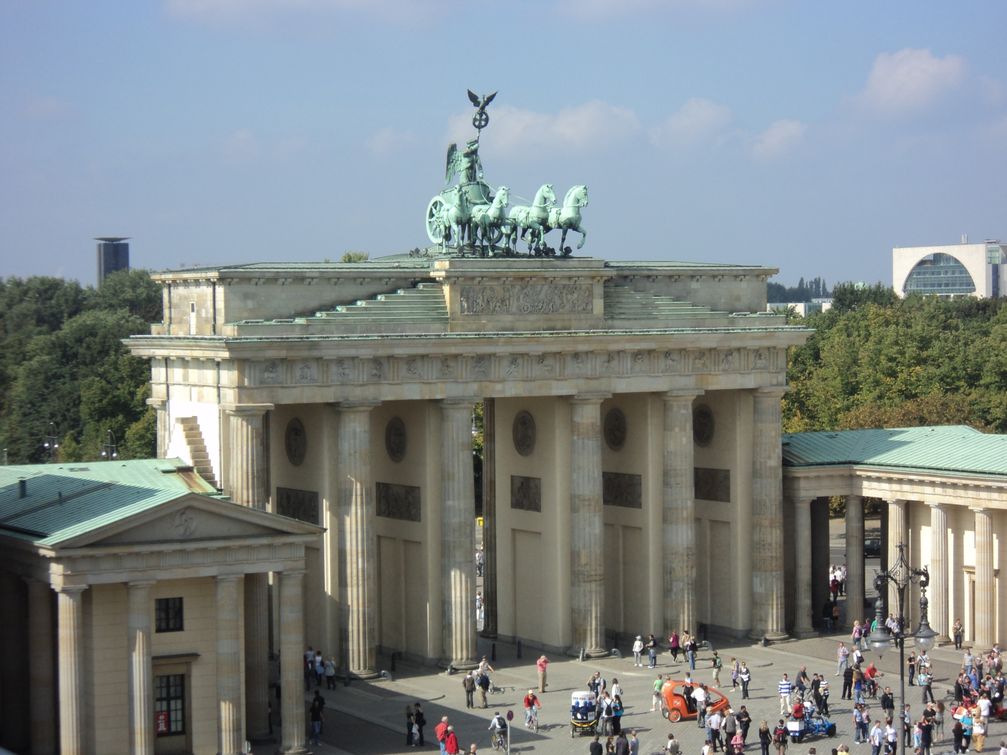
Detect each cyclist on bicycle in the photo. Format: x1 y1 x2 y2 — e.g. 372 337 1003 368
488 712 507 749
523 689 541 727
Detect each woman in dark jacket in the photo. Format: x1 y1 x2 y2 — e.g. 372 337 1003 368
758 720 772 755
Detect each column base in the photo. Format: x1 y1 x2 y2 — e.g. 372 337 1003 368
347 669 382 681
793 628 818 639
277 747 309 755
748 630 790 643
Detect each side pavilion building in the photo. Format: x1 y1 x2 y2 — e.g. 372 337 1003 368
0 458 320 755
783 425 1007 647
126 255 811 676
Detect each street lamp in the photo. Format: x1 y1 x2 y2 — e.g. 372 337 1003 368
42 422 59 462
100 429 119 460
867 542 934 755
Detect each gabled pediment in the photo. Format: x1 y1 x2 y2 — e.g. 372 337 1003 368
54 494 321 550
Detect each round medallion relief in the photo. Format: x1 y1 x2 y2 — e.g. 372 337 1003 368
693 404 715 447
285 418 307 466
512 410 536 456
604 408 628 451
385 416 407 462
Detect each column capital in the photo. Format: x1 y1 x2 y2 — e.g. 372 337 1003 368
56 583 89 595
569 392 611 405
663 388 703 402
971 506 990 515
222 403 274 417
127 580 156 590
753 385 788 399
441 396 479 409
22 575 52 588
791 496 816 507
145 397 167 409
216 573 244 584
925 501 949 510
279 569 307 579
339 399 381 412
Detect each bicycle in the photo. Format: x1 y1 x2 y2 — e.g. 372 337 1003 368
491 729 507 751
526 705 540 733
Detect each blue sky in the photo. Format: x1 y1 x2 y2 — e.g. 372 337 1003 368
1 1 1005 288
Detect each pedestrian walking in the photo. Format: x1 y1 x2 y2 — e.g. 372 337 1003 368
739 661 752 699
778 674 793 715
463 671 476 709
712 651 723 686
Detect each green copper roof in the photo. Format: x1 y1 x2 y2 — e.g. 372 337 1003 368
0 458 219 546
782 426 1007 476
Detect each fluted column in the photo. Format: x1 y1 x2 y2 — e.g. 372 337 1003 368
793 498 815 637
441 398 478 667
27 579 55 755
217 575 244 755
279 570 308 755
750 387 787 640
845 495 865 628
928 503 950 640
663 390 700 636
339 401 378 676
886 499 908 612
973 508 995 649
128 581 155 755
58 584 88 755
570 394 608 656
224 404 272 737
224 404 272 508
244 572 270 740
146 397 168 459
482 398 498 637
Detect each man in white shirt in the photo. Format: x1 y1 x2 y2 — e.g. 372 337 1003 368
692 685 708 728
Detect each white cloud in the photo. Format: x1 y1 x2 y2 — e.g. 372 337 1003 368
751 119 806 161
556 0 756 20
221 129 261 163
366 127 415 156
447 101 639 156
166 0 443 23
649 98 732 150
857 48 966 117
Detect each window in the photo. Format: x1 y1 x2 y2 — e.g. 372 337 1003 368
155 674 186 736
155 597 184 633
904 253 976 296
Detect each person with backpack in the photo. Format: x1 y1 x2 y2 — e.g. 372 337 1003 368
712 651 723 686
772 719 788 755
477 670 491 708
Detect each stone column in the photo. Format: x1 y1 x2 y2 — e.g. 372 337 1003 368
886 499 908 612
793 498 815 637
441 398 478 667
570 394 608 656
845 495 865 627
662 390 700 636
244 572 270 740
750 387 788 640
339 401 378 677
57 584 88 755
973 508 995 649
224 404 272 508
26 579 55 755
128 581 155 755
146 397 168 459
224 404 272 738
217 575 245 755
279 570 308 755
927 503 950 641
482 398 498 638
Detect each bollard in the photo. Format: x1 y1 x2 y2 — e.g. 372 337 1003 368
516 640 522 659
579 647 586 662
491 643 497 662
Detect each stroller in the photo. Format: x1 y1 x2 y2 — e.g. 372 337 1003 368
570 690 598 737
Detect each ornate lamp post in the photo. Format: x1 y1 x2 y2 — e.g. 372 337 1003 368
867 543 937 755
43 422 59 462
100 429 118 460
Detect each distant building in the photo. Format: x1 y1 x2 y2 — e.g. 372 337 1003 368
893 239 1006 298
96 236 130 284
767 299 833 317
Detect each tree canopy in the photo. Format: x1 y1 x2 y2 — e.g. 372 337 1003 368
784 291 1007 434
0 270 161 463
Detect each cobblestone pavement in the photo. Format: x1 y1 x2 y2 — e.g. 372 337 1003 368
273 631 983 755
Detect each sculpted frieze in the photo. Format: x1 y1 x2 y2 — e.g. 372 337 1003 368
251 344 781 388
458 283 593 316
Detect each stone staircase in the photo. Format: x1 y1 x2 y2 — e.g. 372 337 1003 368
310 282 448 323
603 283 727 323
176 417 218 489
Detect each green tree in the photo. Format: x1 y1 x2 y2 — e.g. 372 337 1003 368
90 269 163 323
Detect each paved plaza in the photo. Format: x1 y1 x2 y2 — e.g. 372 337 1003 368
293 629 982 755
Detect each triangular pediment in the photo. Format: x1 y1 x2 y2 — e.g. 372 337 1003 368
55 493 321 549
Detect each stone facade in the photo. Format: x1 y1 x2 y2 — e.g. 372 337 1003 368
128 255 810 665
